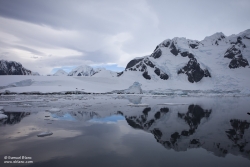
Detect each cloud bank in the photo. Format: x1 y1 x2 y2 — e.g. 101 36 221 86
0 0 249 74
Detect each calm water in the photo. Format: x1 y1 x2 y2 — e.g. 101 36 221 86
0 95 249 167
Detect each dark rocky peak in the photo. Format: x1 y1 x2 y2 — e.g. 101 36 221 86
224 44 249 69
0 60 32 75
125 57 144 69
178 57 211 83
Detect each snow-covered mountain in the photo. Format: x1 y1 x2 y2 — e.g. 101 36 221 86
92 67 117 77
0 60 33 75
53 69 68 76
68 65 96 76
118 29 250 84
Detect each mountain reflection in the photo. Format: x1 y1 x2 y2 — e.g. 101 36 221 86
178 104 212 137
226 119 250 153
120 104 250 160
0 112 30 126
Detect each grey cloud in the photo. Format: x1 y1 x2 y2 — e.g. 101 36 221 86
0 0 250 75
13 45 45 56
0 0 146 34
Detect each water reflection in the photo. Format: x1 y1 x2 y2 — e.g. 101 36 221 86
0 112 30 125
0 97 250 167
118 104 250 160
226 119 250 153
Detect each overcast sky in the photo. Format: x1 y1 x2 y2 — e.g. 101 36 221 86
0 0 250 74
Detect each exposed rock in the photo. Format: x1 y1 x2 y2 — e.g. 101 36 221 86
178 58 211 83
151 49 162 59
224 43 249 68
0 60 32 75
229 57 249 68
125 58 144 69
143 71 151 80
170 43 179 56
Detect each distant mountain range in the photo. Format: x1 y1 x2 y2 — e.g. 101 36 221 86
1 29 249 85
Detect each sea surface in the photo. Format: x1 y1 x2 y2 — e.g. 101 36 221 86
0 95 249 167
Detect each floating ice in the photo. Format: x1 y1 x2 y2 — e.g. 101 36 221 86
17 104 32 107
127 103 149 107
38 104 48 107
48 108 61 112
157 103 188 105
37 132 53 137
124 82 143 94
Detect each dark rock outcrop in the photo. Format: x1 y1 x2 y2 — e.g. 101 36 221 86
151 49 162 59
224 41 249 68
177 58 211 83
122 57 169 80
125 58 144 70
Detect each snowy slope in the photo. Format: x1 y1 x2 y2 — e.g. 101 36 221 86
68 65 95 76
53 69 68 76
92 68 117 78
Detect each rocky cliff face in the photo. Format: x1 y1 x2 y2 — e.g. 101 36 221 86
0 60 32 75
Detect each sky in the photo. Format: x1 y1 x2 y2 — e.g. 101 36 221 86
0 0 250 75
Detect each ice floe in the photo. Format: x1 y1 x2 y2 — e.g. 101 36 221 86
37 132 53 137
47 108 61 112
127 103 149 107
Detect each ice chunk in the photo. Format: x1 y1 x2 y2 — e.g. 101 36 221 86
0 113 8 120
0 106 4 111
37 132 53 137
17 104 32 107
48 108 61 112
124 82 143 94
